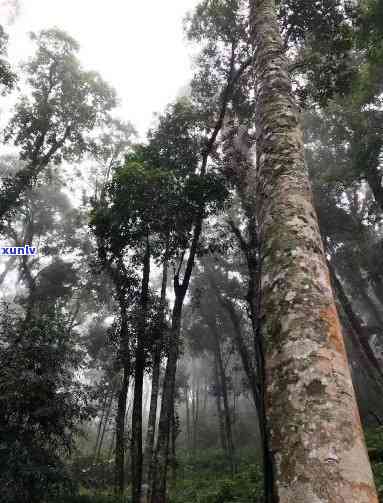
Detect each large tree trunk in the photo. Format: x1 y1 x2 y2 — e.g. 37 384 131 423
249 0 378 501
131 240 151 503
142 257 169 503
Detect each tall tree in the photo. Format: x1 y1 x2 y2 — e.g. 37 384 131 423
248 0 378 501
1 28 116 221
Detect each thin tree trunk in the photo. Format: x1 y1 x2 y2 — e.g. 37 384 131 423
358 285 383 327
169 405 177 484
150 295 183 503
328 261 383 380
142 256 168 503
115 364 130 497
0 255 17 286
108 429 116 460
114 287 131 497
191 382 200 456
210 277 260 411
185 385 191 451
131 239 151 503
366 164 383 214
97 382 116 461
249 0 378 501
211 324 235 474
94 390 109 461
213 353 227 453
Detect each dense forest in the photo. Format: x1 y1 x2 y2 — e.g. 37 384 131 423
1 0 383 502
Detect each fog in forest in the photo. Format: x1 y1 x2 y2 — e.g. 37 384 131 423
0 1 383 503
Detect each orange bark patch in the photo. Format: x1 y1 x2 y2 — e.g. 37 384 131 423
320 305 346 355
350 482 379 503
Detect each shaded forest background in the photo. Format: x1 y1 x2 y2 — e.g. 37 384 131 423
1 0 383 502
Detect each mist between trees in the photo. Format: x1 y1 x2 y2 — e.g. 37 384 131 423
0 1 383 503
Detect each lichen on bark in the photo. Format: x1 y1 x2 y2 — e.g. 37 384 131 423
249 0 378 501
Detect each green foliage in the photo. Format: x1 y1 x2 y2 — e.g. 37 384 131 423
5 28 116 163
365 428 383 500
0 24 17 93
91 100 228 264
170 449 262 503
68 455 116 494
277 0 357 106
0 305 93 503
185 1 254 126
58 495 130 503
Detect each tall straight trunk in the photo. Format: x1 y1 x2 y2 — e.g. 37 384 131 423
169 406 177 483
131 240 151 503
223 129 272 492
213 352 227 453
366 165 383 214
108 429 116 460
213 283 260 411
202 379 208 417
150 295 184 503
211 324 235 474
97 381 116 461
185 385 191 450
371 279 383 316
360 286 383 328
115 364 130 496
191 383 200 455
94 390 109 460
328 261 383 381
0 255 17 286
142 257 169 503
114 281 131 496
249 1 378 501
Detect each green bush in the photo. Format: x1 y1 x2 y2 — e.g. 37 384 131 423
170 449 262 503
59 494 131 503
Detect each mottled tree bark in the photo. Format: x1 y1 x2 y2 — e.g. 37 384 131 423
249 0 378 501
131 239 151 503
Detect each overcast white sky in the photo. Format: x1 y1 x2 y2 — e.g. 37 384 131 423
2 0 199 138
